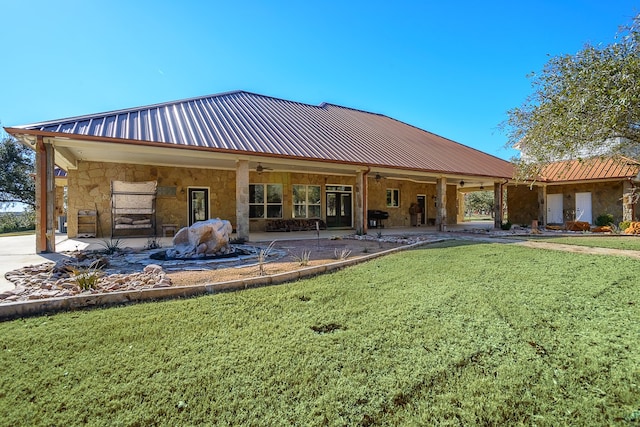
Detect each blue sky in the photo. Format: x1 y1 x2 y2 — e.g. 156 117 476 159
1 0 638 161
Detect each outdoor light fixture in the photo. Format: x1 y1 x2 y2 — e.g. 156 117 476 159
375 173 382 182
459 180 465 187
480 185 484 190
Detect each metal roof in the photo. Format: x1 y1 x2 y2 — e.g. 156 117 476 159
9 90 514 178
539 156 640 182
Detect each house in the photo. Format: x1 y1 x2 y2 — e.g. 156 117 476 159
507 156 640 226
5 90 514 253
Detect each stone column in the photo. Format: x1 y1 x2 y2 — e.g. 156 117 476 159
493 182 503 229
355 170 366 234
622 180 634 222
235 159 250 241
538 185 547 226
35 137 56 253
436 177 447 231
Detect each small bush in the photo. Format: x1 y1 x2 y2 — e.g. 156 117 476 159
619 221 631 231
70 260 103 290
145 236 162 250
99 238 123 255
334 248 351 260
595 213 614 227
501 221 512 230
292 249 312 266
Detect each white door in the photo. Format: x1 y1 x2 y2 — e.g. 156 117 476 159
547 194 563 224
575 192 592 224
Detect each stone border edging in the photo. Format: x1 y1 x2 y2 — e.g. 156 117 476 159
0 240 443 320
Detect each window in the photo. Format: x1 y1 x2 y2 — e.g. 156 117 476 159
293 185 321 218
386 188 400 207
249 184 283 218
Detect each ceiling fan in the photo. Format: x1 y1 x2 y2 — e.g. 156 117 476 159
374 172 386 182
256 163 273 174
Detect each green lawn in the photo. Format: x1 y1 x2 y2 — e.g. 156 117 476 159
1 241 638 426
519 235 640 251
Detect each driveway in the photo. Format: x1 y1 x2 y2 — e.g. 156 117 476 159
0 234 82 292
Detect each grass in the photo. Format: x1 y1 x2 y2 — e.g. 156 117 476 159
0 230 35 237
519 235 640 251
0 241 639 425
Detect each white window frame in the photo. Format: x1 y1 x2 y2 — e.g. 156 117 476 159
292 184 321 218
386 188 400 208
249 184 283 218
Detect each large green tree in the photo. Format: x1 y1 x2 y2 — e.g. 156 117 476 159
503 13 640 178
0 131 35 209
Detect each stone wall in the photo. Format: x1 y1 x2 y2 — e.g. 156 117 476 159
507 184 539 225
67 161 464 237
67 161 236 238
508 180 631 226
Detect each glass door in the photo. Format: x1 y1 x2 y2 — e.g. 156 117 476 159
325 186 352 227
188 188 209 226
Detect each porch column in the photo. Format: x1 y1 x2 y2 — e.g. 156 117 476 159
35 136 56 253
436 177 447 231
538 185 547 226
235 159 250 241
355 170 367 234
622 180 635 222
493 182 503 229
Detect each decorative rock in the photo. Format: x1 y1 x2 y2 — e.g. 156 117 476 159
143 264 163 274
169 218 233 259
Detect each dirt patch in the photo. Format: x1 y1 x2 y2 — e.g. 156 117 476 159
167 238 404 286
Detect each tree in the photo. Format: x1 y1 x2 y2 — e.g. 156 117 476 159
464 191 494 217
0 131 35 209
502 13 640 179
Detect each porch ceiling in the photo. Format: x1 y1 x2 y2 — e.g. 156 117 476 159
38 134 502 188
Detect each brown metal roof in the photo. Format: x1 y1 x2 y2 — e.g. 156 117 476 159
9 90 514 178
539 156 640 182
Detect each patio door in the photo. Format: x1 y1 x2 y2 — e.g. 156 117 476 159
188 188 209 226
326 185 352 228
417 195 427 225
547 193 563 224
575 192 592 224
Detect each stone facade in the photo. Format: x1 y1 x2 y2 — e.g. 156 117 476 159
67 161 236 238
65 161 464 238
506 184 539 225
507 180 638 226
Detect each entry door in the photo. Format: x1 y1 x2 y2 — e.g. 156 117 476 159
547 194 563 224
188 188 209 226
575 192 592 224
417 195 426 225
326 191 352 227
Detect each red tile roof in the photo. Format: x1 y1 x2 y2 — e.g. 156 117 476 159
9 90 514 178
539 156 640 182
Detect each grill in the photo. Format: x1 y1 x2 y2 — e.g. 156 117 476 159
367 210 389 229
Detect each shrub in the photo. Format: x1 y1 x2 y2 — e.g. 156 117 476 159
595 213 614 227
501 221 512 230
70 260 103 290
619 221 631 231
292 249 312 266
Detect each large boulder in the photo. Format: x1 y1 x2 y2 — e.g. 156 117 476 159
166 218 233 259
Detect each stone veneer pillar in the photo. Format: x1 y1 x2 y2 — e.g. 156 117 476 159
35 137 56 253
235 160 250 241
494 182 503 229
355 170 366 234
436 177 447 231
622 179 635 222
538 185 547 226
